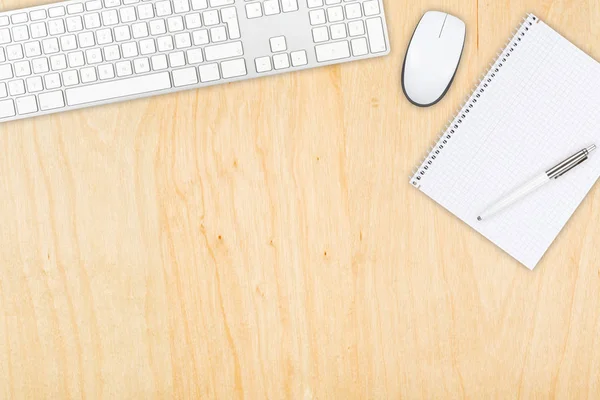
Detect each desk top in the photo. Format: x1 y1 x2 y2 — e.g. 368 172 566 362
1 0 599 398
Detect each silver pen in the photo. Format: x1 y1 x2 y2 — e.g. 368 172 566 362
478 145 597 221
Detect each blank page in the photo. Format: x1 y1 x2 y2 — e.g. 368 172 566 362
410 14 600 269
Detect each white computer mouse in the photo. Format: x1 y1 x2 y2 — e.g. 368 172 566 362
402 11 466 107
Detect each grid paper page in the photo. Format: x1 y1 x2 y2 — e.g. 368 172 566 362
411 15 600 269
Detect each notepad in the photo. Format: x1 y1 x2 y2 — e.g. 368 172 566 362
410 14 600 270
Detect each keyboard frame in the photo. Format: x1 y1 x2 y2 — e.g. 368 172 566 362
0 0 391 123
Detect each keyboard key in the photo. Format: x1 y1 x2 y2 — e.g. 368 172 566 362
116 61 132 76
132 22 149 38
345 3 362 19
315 40 350 62
137 4 154 19
309 9 326 25
0 29 12 45
86 1 103 11
14 60 32 76
149 20 167 35
173 0 191 13
198 63 219 82
157 36 174 52
348 20 365 37
139 39 156 55
175 32 192 48
155 1 173 17
66 16 83 32
16 95 38 114
86 48 103 63
104 45 121 61
270 36 287 52
167 16 184 32
327 6 343 23
281 0 299 12
255 56 272 73
184 13 202 29
67 3 85 14
187 48 203 64
204 41 243 61
330 23 347 40
62 69 80 85
221 7 240 39
273 53 290 69
42 38 60 54
48 20 65 35
366 17 386 53
192 29 209 45
363 0 380 16
9 80 26 95
0 99 16 119
39 91 65 110
26 76 44 92
11 13 28 24
12 26 30 42
101 10 118 26
351 37 368 56
133 57 150 73
263 0 280 16
80 66 98 82
221 58 246 78
168 51 185 67
245 3 262 19
32 58 49 73
203 9 219 26
30 11 47 22
98 63 115 79
291 50 308 66
0 64 14 80
44 73 61 89
30 23 48 39
151 54 168 70
68 51 85 67
210 26 226 42
172 67 198 86
48 7 66 18
0 82 7 97
7 45 24 61
191 0 208 10
114 26 131 41
120 7 136 23
66 72 171 105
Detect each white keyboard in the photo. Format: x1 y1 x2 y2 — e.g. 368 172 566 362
0 0 390 122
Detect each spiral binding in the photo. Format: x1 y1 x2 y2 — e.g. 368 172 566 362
410 14 539 187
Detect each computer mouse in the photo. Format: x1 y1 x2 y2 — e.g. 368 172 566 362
402 11 466 107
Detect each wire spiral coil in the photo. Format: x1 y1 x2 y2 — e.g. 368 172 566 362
410 14 538 187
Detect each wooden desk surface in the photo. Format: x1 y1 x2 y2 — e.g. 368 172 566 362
1 0 600 398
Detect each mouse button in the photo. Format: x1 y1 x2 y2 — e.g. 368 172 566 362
418 11 447 36
442 15 466 37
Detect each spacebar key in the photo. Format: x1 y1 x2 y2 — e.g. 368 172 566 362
66 72 172 106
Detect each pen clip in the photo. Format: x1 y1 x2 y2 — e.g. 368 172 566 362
552 156 588 179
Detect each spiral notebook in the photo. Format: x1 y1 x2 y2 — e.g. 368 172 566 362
410 14 600 270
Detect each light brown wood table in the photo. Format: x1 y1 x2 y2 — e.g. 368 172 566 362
1 0 599 398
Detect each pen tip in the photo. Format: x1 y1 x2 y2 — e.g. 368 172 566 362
477 216 482 221
587 144 597 153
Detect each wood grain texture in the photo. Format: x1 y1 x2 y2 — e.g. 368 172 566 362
1 0 599 398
